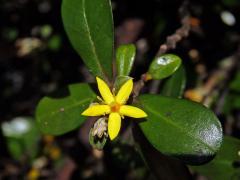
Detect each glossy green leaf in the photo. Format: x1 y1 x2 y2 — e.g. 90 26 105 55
160 65 186 98
191 136 240 180
36 83 96 135
1 117 40 161
116 44 136 76
148 54 182 80
62 0 113 80
138 95 223 165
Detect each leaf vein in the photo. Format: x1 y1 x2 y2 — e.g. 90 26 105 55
39 98 92 120
144 105 215 152
82 0 106 79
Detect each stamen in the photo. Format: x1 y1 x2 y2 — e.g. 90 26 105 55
112 88 116 96
110 103 121 112
97 96 105 104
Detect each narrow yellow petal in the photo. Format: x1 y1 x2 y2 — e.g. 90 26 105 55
116 78 133 105
81 105 110 116
96 77 114 104
108 113 121 140
119 105 147 118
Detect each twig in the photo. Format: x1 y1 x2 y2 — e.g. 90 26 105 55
133 1 191 98
157 0 190 56
156 16 190 56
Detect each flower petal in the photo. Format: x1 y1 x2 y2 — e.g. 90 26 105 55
96 77 115 104
81 105 110 116
108 113 121 140
116 78 133 105
119 105 147 118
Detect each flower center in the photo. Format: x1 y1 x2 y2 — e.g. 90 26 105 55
110 102 121 112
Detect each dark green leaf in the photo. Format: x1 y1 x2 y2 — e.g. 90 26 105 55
191 136 240 180
116 44 136 76
148 54 182 80
62 0 113 79
36 83 96 135
160 65 186 98
138 95 223 165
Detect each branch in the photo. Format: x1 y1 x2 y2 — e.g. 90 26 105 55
133 1 191 98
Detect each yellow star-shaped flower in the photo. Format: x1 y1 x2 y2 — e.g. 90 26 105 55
82 77 147 140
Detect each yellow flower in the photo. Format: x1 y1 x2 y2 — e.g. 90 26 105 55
82 77 147 140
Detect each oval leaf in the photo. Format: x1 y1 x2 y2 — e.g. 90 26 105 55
160 65 186 98
62 0 113 79
116 44 136 76
36 83 96 135
148 54 181 80
191 136 240 180
138 95 223 165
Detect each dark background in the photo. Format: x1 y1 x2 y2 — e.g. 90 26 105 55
0 0 240 179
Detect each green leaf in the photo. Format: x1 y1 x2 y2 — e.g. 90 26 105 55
160 65 186 98
116 44 136 76
36 83 96 135
62 0 113 80
148 54 182 80
191 136 240 180
138 95 223 165
1 117 40 161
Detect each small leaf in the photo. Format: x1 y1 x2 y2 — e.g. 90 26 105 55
148 54 182 80
36 83 96 135
160 65 186 98
191 136 240 180
116 44 136 76
138 95 223 165
62 0 114 80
